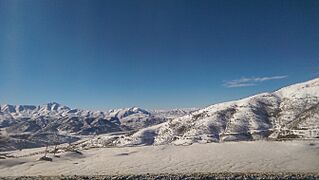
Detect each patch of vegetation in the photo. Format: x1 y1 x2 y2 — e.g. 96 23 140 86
277 134 300 139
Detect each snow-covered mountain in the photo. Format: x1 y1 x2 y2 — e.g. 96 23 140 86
108 78 319 147
0 103 195 151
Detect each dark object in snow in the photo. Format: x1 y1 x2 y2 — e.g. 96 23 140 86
38 156 52 162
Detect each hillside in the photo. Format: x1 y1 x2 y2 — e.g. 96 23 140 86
106 78 319 147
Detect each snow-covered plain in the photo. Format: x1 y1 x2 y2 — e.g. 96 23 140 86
0 141 318 176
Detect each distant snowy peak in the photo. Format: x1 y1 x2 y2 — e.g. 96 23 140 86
0 104 17 113
0 104 40 114
108 107 151 119
0 103 72 119
0 102 69 113
38 102 70 112
15 105 37 112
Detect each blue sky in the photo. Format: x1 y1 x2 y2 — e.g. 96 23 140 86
0 0 319 110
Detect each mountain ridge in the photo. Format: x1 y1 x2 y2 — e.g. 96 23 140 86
0 103 196 151
105 77 319 147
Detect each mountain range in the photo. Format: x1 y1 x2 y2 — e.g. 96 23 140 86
0 103 195 151
1 78 318 151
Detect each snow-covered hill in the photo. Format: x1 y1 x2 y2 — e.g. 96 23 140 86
108 78 319 147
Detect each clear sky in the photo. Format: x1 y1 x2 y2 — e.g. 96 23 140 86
0 0 319 110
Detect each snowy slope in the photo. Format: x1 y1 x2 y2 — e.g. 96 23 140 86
109 78 319 147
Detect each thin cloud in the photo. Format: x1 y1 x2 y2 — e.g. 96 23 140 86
225 83 256 88
224 75 288 88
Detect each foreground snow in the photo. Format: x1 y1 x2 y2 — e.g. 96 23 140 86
0 140 318 176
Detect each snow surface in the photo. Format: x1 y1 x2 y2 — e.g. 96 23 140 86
0 141 318 176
